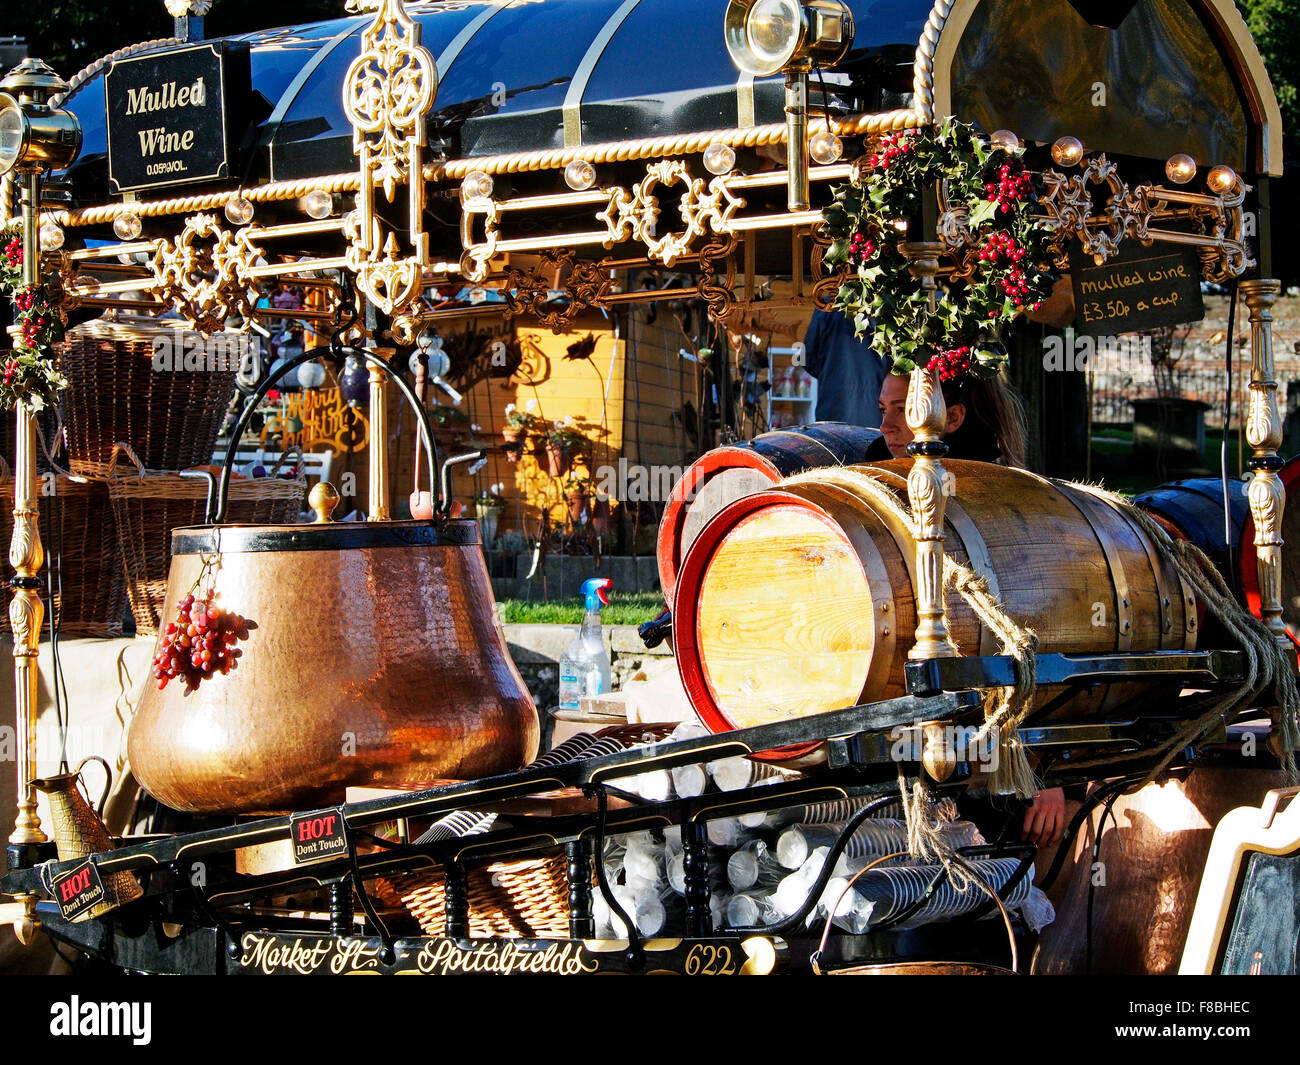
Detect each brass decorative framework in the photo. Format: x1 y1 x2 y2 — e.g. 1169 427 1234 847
342 0 436 317
151 213 262 332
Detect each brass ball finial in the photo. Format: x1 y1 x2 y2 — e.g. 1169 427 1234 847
309 482 340 523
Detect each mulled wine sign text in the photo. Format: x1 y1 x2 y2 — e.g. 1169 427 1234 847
1069 239 1205 337
105 42 248 193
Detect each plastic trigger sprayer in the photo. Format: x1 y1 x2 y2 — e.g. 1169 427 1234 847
557 578 613 711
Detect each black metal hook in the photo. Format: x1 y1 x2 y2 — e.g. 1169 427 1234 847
212 347 441 523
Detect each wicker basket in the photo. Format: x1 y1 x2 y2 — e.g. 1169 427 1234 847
106 446 306 636
375 852 572 938
61 315 239 476
0 474 127 637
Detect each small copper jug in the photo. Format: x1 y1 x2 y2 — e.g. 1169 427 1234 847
32 756 142 920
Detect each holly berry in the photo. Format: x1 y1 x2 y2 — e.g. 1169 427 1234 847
927 346 974 382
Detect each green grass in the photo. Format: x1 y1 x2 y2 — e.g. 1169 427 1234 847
496 590 665 626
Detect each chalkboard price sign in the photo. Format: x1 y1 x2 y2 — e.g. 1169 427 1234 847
1069 239 1205 337
105 41 249 195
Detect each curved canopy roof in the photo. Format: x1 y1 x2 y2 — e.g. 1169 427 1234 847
57 0 1282 204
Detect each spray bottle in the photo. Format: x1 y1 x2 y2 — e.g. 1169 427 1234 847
557 578 613 710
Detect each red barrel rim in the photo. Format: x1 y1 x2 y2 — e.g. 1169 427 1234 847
1238 456 1300 647
674 489 856 761
656 448 781 606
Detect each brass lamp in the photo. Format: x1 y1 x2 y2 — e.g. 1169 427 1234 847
723 0 853 210
0 58 80 910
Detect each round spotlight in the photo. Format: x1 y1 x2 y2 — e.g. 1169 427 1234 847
302 189 333 219
703 141 737 176
113 212 142 241
1051 136 1085 167
563 159 597 191
1207 164 1240 195
38 219 63 251
0 96 26 174
748 0 801 69
990 129 1021 152
224 196 254 226
1165 153 1197 185
724 0 854 77
460 170 495 204
0 75 81 177
809 129 843 164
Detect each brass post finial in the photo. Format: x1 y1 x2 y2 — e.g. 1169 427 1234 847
309 482 340 523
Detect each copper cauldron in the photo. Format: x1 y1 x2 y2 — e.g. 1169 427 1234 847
127 349 538 813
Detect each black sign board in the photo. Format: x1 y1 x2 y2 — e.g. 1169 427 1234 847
105 41 249 195
1070 238 1205 336
50 857 107 922
290 809 348 865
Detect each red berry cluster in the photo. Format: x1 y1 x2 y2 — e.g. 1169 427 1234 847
13 287 48 349
848 230 877 264
3 236 22 270
978 233 1040 310
3 358 18 386
866 132 915 170
985 163 1033 215
152 590 248 692
927 346 973 382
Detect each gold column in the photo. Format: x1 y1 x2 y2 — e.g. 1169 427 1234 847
1241 279 1290 652
8 170 47 852
367 350 391 521
901 241 958 663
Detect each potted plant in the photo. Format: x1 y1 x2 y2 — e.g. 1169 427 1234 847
502 400 539 463
473 483 506 547
562 474 590 524
540 417 584 478
591 486 612 536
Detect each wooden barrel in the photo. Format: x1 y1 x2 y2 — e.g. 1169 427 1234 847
1136 467 1300 646
657 423 884 603
1134 477 1249 595
673 461 1196 755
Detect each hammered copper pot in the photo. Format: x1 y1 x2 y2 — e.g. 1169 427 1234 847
128 518 539 813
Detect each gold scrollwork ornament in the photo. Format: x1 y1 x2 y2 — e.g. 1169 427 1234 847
151 213 258 333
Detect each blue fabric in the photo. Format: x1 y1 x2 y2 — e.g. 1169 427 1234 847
802 310 887 428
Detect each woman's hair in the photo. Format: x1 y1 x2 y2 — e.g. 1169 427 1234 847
940 372 1028 469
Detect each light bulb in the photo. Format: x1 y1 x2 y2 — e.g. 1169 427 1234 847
297 360 326 389
1207 164 1239 195
224 196 254 225
39 220 64 251
1051 136 1085 167
1165 153 1197 185
990 129 1021 152
809 130 843 165
563 159 597 191
703 141 737 176
113 212 142 241
460 170 494 204
302 189 333 219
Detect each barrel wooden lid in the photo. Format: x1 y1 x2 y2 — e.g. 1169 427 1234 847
677 492 874 743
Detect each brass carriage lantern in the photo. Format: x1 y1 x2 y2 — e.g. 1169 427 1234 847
0 58 80 892
723 0 853 211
